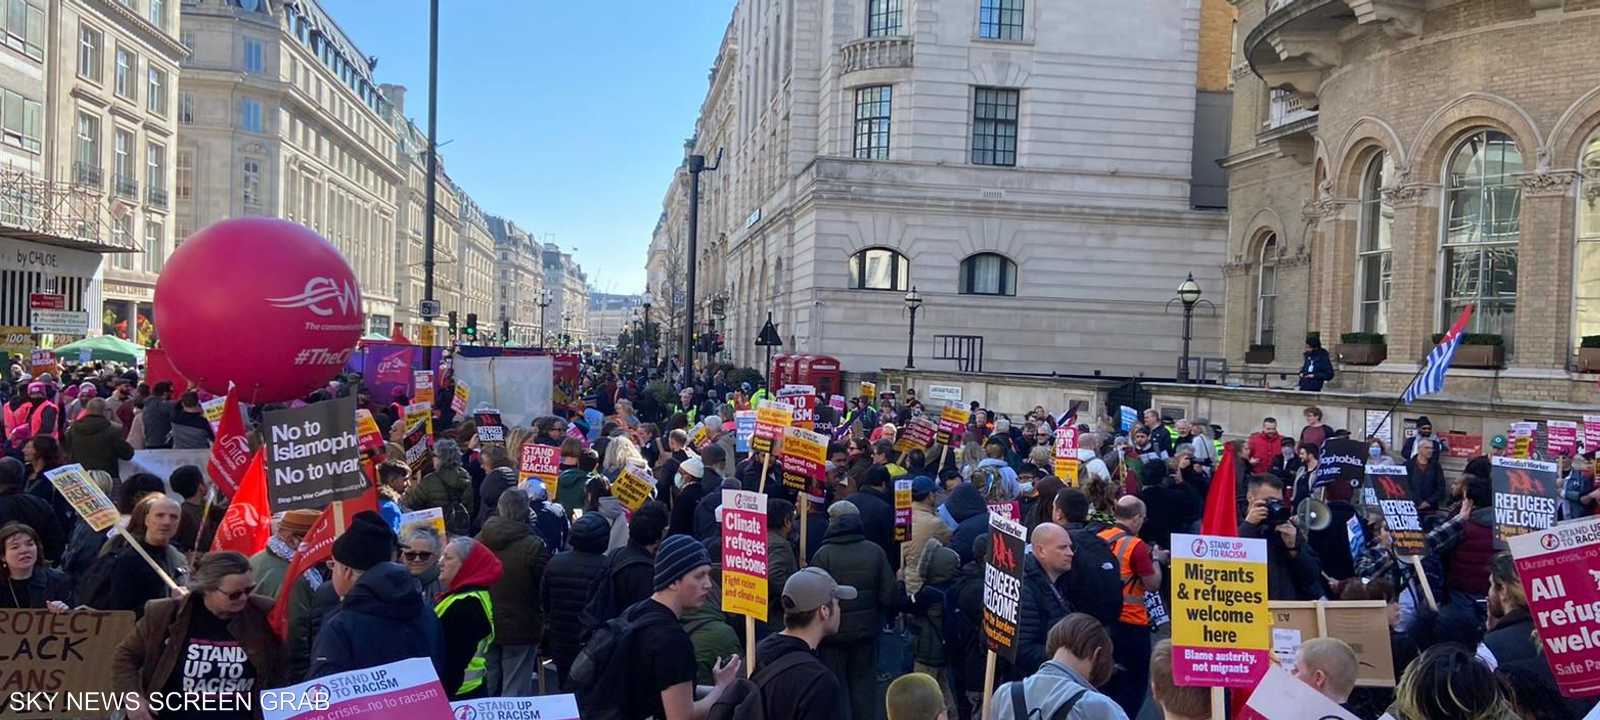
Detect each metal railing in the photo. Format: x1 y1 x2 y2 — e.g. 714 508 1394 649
73 162 102 189
1264 89 1317 131
114 175 139 199
0 165 129 251
841 36 914 74
147 186 168 209
933 335 984 373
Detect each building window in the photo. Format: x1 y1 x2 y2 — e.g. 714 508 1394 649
1 0 44 61
0 88 42 153
1575 135 1600 350
180 30 194 52
867 0 903 36
113 129 136 198
242 158 260 207
1256 234 1278 347
146 142 165 192
1441 129 1521 346
239 97 262 132
853 86 891 160
74 113 100 178
78 25 102 81
148 0 165 29
960 252 1017 296
847 247 909 291
978 0 1024 40
178 92 193 124
110 215 130 261
971 87 1019 166
114 47 137 100
147 67 167 115
1355 153 1395 334
243 37 263 73
144 220 163 272
176 148 192 200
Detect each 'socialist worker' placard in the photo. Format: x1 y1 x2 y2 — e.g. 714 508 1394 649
721 490 769 621
1367 464 1425 555
983 512 1027 662
752 401 794 455
1493 456 1561 543
1508 513 1600 698
262 394 365 513
1171 533 1270 689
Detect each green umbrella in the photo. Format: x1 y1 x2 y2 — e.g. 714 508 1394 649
53 335 147 364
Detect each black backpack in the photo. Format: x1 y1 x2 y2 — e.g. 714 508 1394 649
579 550 653 640
78 539 128 609
1062 528 1124 628
440 476 472 537
571 605 649 720
704 650 815 720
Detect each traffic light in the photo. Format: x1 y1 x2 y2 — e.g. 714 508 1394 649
713 333 724 354
447 311 458 335
464 312 478 339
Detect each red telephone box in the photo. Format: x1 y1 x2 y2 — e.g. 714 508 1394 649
769 353 792 389
796 355 842 398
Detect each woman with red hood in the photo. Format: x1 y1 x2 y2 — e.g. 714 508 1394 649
435 536 504 700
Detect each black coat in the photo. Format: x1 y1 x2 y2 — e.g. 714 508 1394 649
1298 348 1335 391
542 547 608 667
694 476 741 541
750 633 848 720
307 562 448 681
473 467 517 534
671 480 708 536
849 485 898 571
0 490 64 563
1239 520 1324 600
811 514 895 643
1016 554 1070 678
943 484 990 565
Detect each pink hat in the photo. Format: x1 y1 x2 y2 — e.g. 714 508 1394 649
78 382 97 397
26 382 45 395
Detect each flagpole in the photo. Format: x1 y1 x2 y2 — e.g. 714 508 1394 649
1364 305 1475 443
1362 356 1433 443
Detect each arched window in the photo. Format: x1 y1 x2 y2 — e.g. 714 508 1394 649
1578 134 1600 349
1441 129 1521 344
959 252 1016 295
1256 233 1278 346
1358 152 1395 333
847 247 908 291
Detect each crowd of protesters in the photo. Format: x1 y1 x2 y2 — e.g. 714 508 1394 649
1 351 1597 720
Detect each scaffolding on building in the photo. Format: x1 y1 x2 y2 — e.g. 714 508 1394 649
0 165 139 254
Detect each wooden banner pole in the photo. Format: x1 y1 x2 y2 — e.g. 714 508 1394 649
1409 554 1438 610
333 500 348 536
1211 688 1226 720
799 495 809 568
980 650 997 720
195 491 215 553
746 616 757 674
758 451 772 494
116 525 181 592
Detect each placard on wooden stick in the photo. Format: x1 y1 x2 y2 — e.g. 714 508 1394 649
1267 600 1394 687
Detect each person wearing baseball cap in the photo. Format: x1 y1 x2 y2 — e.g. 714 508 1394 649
744 567 855 719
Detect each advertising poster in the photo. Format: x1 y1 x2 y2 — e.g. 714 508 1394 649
779 427 827 494
611 465 655 513
778 385 817 430
753 400 794 455
1549 420 1579 457
894 417 937 455
1171 533 1270 688
44 464 120 532
473 408 504 444
1053 425 1080 484
937 406 970 446
412 370 435 404
721 489 769 621
355 409 384 452
451 383 469 416
449 696 579 720
1585 415 1600 454
1507 514 1600 698
262 395 365 513
894 478 913 542
518 443 561 499
262 657 452 720
734 410 756 453
1368 464 1424 555
982 512 1027 663
0 324 31 354
1492 456 1561 544
0 610 137 719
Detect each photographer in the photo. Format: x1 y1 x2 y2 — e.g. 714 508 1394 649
1239 474 1324 600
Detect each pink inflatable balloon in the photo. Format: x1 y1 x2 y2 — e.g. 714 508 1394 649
154 218 362 403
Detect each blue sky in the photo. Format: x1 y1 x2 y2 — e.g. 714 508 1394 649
323 0 737 295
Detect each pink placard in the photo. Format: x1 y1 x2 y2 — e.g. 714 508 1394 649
1509 516 1600 698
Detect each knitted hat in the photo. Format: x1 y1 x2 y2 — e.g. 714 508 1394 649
827 500 860 519
653 534 710 592
570 513 612 553
332 511 395 572
680 455 705 479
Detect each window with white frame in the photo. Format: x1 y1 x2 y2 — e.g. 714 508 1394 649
847 247 909 291
2 0 45 61
243 37 263 74
144 219 163 272
114 46 137 101
175 148 192 199
971 87 1019 166
147 66 167 115
113 129 132 183
1575 135 1600 350
242 158 260 207
74 112 99 172
239 97 262 132
0 87 42 153
110 215 131 267
178 92 193 124
78 24 102 81
1358 152 1395 334
867 0 903 37
1256 234 1278 347
1441 129 1520 346
853 86 891 160
148 0 165 29
978 0 1024 40
960 252 1017 296
146 142 165 193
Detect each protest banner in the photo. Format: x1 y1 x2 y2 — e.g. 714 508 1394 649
44 463 118 532
612 465 654 513
0 609 137 719
518 443 560 499
721 489 769 669
830 394 846 413
202 394 227 432
1492 456 1561 543
979 511 1027 719
262 395 365 513
1053 425 1080 484
1511 421 1539 459
451 383 469 416
1171 533 1270 688
1120 406 1138 432
689 423 711 451
399 507 446 541
1445 431 1484 459
449 696 579 720
779 427 827 494
1508 514 1600 698
860 381 876 404
734 410 756 453
1313 438 1367 493
355 409 384 452
1550 420 1580 457
894 417 937 455
29 348 54 376
936 405 970 447
1243 664 1361 720
401 402 433 475
1266 600 1395 687
1586 415 1600 454
473 408 504 444
1367 464 1423 555
413 370 434 404
894 478 912 542
262 657 452 720
752 400 793 456
988 501 1022 522
778 385 816 430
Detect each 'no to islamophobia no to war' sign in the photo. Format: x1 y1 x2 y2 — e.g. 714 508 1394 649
263 394 366 513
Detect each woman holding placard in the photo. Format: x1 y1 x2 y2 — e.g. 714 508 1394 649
0 522 72 610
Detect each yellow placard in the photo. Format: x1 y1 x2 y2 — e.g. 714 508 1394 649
414 371 435 404
1170 533 1270 688
418 324 436 347
0 325 32 354
860 382 876 403
613 465 655 512
1053 457 1080 485
690 425 710 450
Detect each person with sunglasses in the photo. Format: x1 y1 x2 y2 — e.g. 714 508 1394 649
112 551 285 720
402 527 445 601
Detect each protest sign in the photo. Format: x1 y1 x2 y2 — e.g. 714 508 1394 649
1586 416 1600 454
689 424 711 451
354 409 384 452
1313 438 1367 493
262 657 452 720
202 394 227 432
988 501 1022 522
413 370 434 404
0 609 137 719
753 401 794 455
29 348 54 376
1053 425 1080 484
894 417 937 455
1364 410 1394 447
401 402 433 475
1267 600 1395 687
1171 533 1270 688
1244 664 1361 720
1445 431 1484 459
45 463 118 532
1120 406 1138 432
894 478 912 542
451 383 469 416
263 395 365 513
779 385 816 429
1347 515 1365 564
1550 420 1580 457
1492 456 1561 543
721 489 769 621
735 410 756 453
612 465 654 513
860 382 876 403
449 696 579 720
937 406 970 446
1508 514 1600 698
983 512 1026 663
399 507 445 541
779 427 827 494
830 394 846 413
1511 421 1539 459
518 443 560 499
1367 464 1423 555
473 408 504 444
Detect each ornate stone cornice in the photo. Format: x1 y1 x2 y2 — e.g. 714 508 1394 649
1516 170 1581 197
1584 169 1600 204
1381 184 1433 206
1222 260 1253 278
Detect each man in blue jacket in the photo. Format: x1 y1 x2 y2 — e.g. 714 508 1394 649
308 511 448 681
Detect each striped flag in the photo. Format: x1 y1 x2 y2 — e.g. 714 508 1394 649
1403 305 1475 404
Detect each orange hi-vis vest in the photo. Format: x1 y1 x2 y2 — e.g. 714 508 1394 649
1097 526 1150 626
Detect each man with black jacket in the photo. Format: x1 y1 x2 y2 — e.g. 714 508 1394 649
542 513 612 688
1239 475 1324 600
851 454 899 572
1015 523 1074 678
582 501 668 632
749 567 854 720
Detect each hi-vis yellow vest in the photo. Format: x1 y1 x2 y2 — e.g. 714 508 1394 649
435 590 495 694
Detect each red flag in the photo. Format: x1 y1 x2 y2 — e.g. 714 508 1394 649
1201 443 1239 537
213 450 271 555
268 486 378 638
143 347 190 396
206 386 250 499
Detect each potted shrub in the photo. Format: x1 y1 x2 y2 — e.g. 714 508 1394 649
1432 332 1504 368
1336 332 1387 365
1580 335 1600 372
1245 344 1275 364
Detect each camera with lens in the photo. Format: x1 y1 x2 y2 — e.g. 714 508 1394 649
1262 498 1291 528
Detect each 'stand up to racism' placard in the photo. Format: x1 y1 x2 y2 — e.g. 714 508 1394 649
1171 533 1270 689
262 394 365 513
1508 514 1600 698
982 512 1027 663
721 490 769 622
1492 456 1561 543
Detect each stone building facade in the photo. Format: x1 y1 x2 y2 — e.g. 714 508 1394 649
455 187 495 336
486 214 544 345
542 243 588 347
1226 0 1600 408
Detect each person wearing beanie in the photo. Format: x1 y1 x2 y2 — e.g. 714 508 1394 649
812 498 896 720
669 453 707 536
434 536 504 700
404 437 475 536
904 475 951 595
605 533 740 720
542 513 612 687
888 672 948 720
247 508 319 598
308 511 447 681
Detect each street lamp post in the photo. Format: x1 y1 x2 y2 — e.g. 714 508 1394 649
641 291 654 377
903 286 922 369
683 149 722 389
1167 273 1211 383
536 289 551 349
